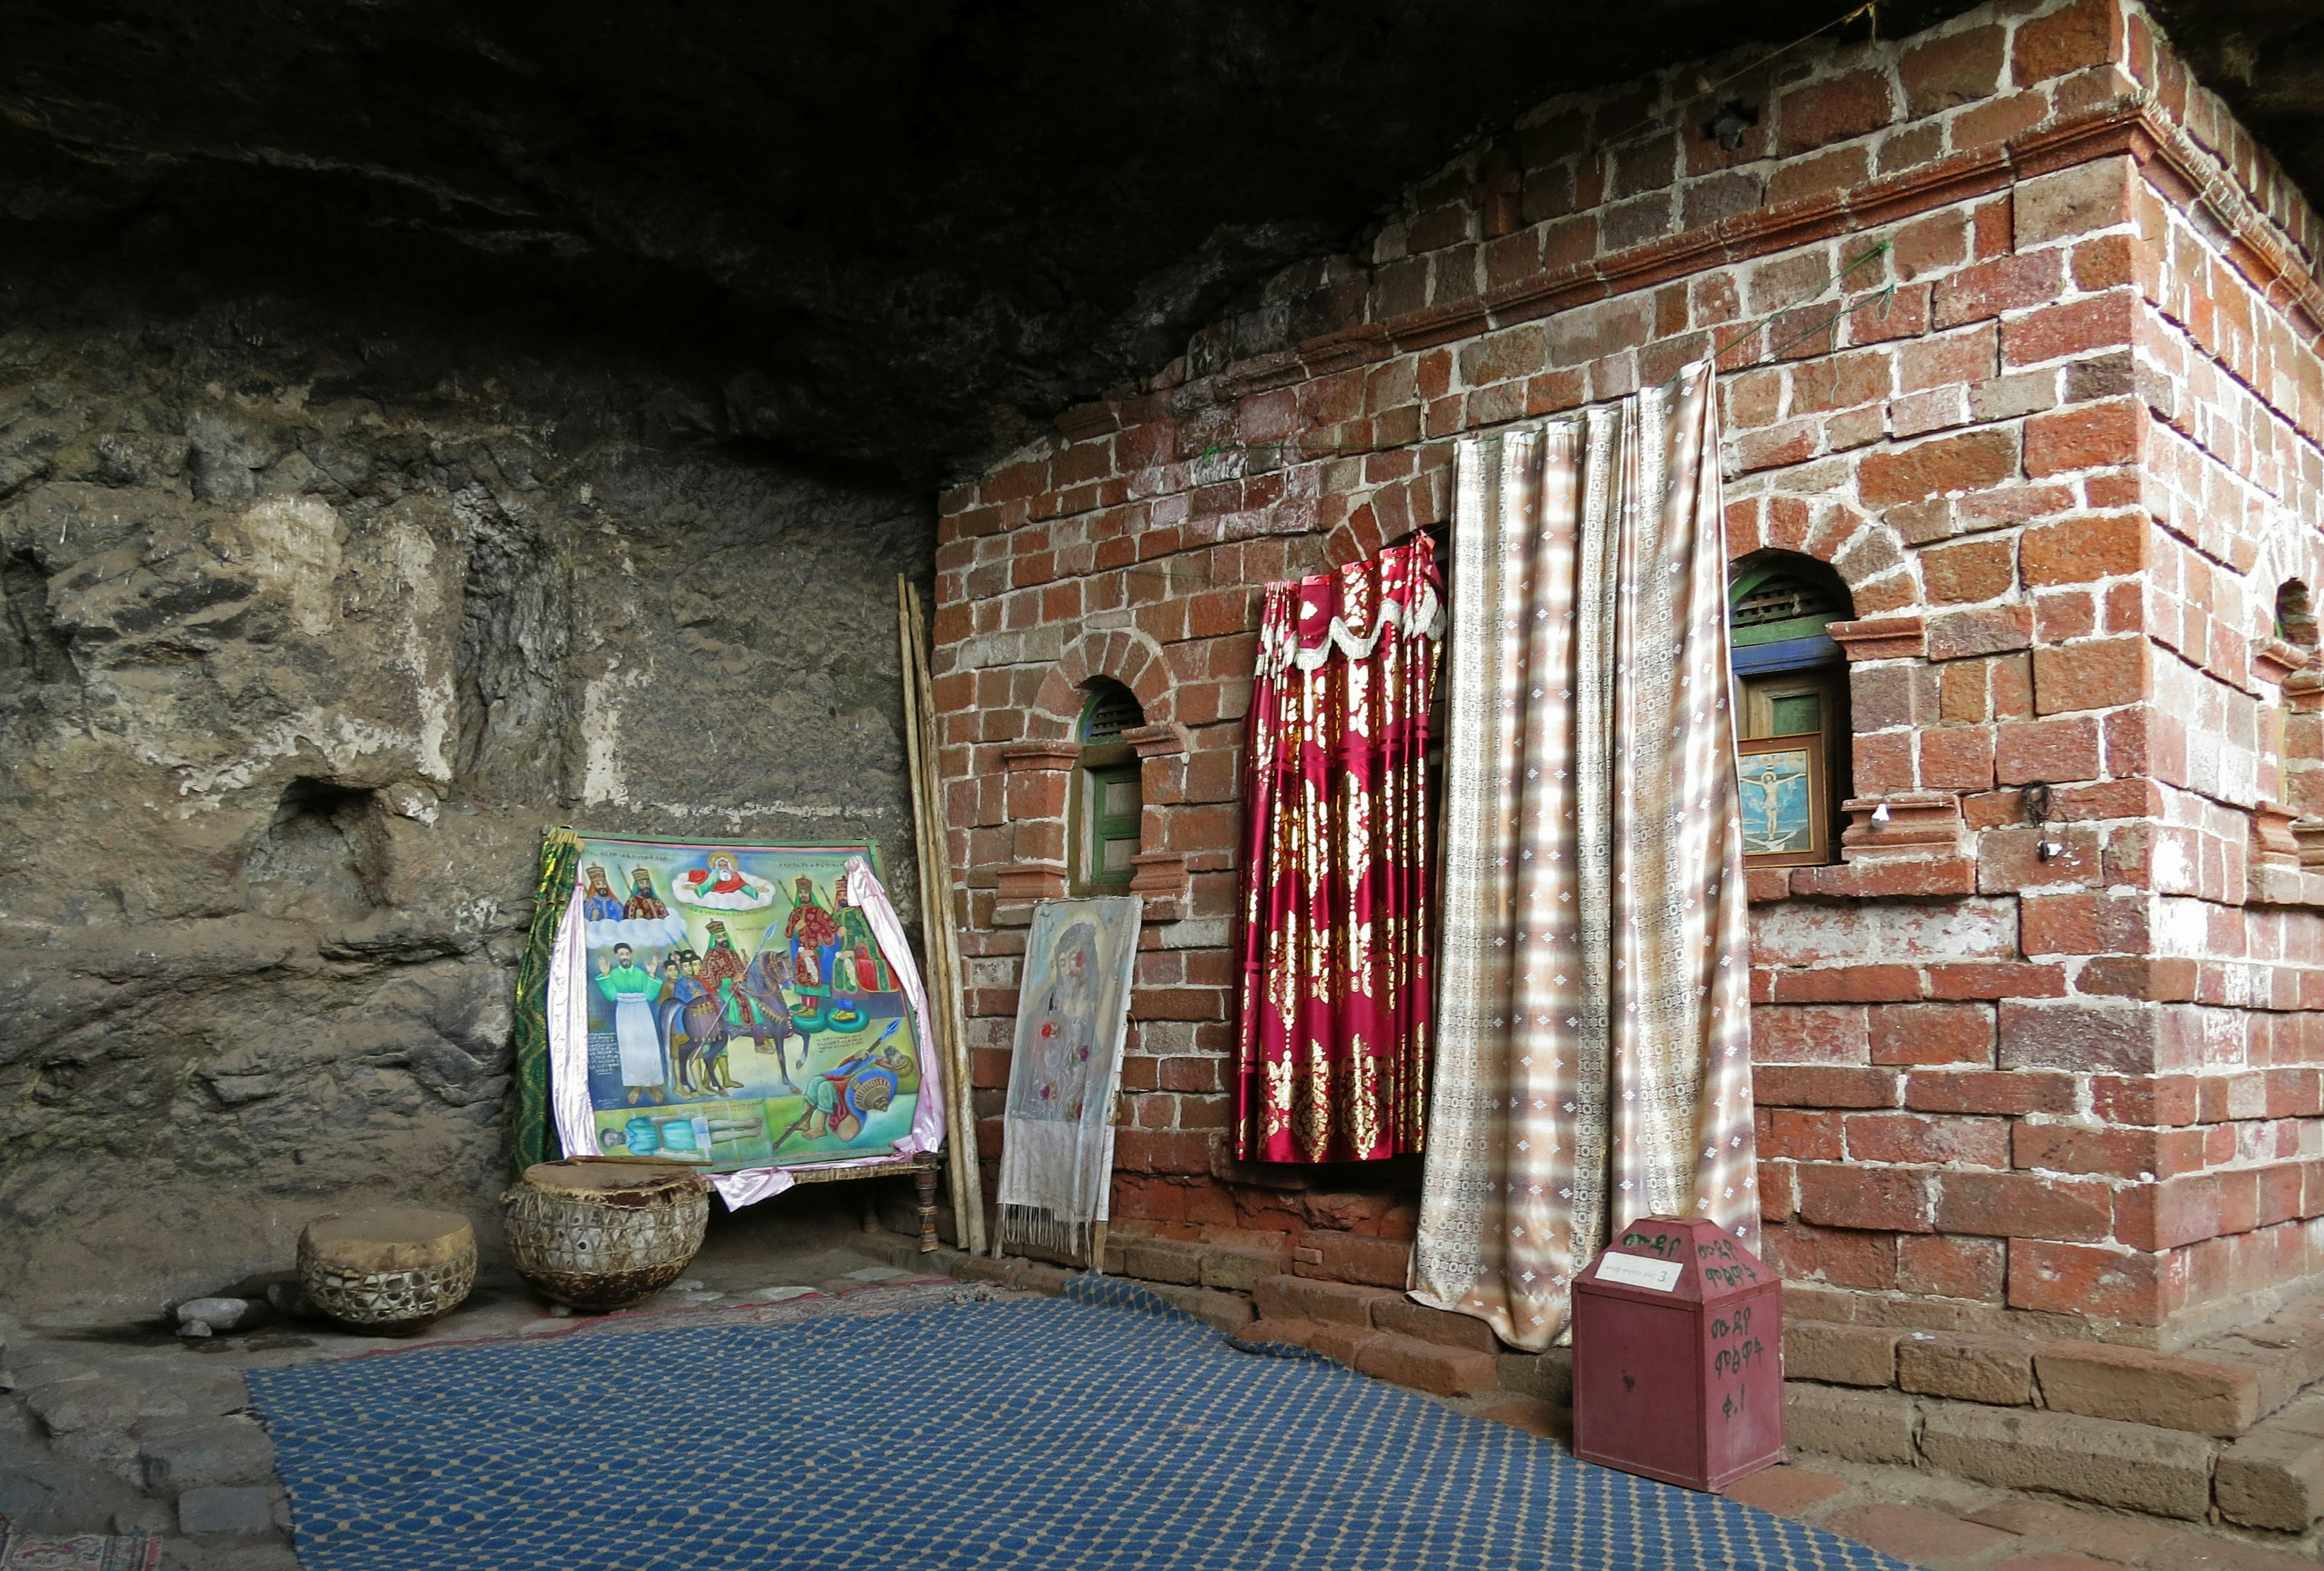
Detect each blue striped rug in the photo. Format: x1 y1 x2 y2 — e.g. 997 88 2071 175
249 1277 1907 1570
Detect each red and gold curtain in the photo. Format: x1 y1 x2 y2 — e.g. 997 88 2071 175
1234 536 1442 1163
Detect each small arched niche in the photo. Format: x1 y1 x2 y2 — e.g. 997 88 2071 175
2277 581 2318 653
1071 677 1146 894
1729 552 1854 867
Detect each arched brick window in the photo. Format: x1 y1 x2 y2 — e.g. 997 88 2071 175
1071 678 1146 894
1730 552 1854 866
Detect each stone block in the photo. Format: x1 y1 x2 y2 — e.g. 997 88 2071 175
1897 1332 2035 1406
1239 1317 1320 1349
1014 1262 1075 1297
1917 1402 2215 1520
1353 1332 1498 1398
1784 1320 1899 1386
140 1419 275 1491
2034 1343 2259 1437
24 1378 137 1437
950 1254 1016 1286
1251 1274 1399 1326
1121 1238 1207 1285
2216 1425 2324 1531
1307 1322 1380 1367
1372 1299 1498 1353
1784 1383 1919 1465
1497 1349 1574 1405
177 1485 277 1537
1290 1231 1411 1288
1146 1282 1254 1336
1198 1245 1288 1294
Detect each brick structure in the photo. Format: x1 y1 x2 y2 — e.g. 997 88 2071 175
931 0 2324 1358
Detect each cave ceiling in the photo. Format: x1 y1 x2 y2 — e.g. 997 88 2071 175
2 1 2320 486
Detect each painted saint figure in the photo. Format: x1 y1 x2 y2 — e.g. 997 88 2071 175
785 876 842 974
580 865 625 922
622 866 669 921
832 880 893 992
596 942 666 1104
698 919 748 991
1016 920 1101 1120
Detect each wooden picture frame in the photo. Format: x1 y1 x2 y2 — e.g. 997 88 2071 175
1736 731 1830 868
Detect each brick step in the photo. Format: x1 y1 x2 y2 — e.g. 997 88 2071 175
2217 1388 2324 1532
1787 1383 2217 1521
1785 1317 2265 1436
1245 1317 1498 1398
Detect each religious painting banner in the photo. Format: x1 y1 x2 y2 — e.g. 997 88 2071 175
1233 533 1442 1164
1413 361 1756 1352
996 895 1141 1257
545 834 943 1209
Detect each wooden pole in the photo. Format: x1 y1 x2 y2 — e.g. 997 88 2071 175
894 578 962 1250
907 580 985 1257
898 576 985 1256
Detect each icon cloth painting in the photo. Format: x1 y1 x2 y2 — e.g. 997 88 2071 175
995 895 1142 1258
545 834 944 1208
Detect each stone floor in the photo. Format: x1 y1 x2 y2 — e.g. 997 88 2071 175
4 1210 2322 1570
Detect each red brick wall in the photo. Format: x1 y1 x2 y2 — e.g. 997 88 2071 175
932 0 2324 1347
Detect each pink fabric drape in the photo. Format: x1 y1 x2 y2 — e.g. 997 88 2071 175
1234 536 1443 1164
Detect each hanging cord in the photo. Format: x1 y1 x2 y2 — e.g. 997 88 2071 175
1097 239 1893 585
1589 1 1880 160
1698 239 1894 372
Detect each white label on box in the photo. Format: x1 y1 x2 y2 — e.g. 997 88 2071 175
1595 1253 1685 1291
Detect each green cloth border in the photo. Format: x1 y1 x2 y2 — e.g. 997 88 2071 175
508 828 892 1175
512 827 583 1174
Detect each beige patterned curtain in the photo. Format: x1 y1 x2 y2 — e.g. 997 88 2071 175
1412 361 1756 1352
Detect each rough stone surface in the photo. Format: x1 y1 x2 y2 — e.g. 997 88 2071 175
2035 1343 2262 1437
172 1299 260 1333
1251 1274 1399 1327
2216 1392 2324 1532
1784 1321 1900 1387
139 1419 275 1493
1917 1402 2217 1520
24 1379 138 1437
1144 1282 1256 1335
1198 1245 1289 1295
1351 1332 1497 1398
1120 1239 1208 1286
1496 1349 1574 1405
1898 1331 2038 1406
0 3 2073 489
1371 1299 1499 1353
1784 1383 1920 1466
174 1484 277 1537
0 294 932 1306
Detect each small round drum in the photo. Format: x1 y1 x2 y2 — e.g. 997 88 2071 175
502 1160 709 1312
297 1206 477 1336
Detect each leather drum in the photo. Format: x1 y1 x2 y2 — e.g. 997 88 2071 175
502 1160 710 1312
297 1206 478 1336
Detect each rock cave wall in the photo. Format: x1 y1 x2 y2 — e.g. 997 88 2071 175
0 280 932 1309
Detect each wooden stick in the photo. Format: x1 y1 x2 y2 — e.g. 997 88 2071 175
895 577 964 1247
907 579 986 1256
898 576 983 1256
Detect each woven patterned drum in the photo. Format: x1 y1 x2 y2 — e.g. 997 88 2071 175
503 1160 709 1311
297 1206 477 1336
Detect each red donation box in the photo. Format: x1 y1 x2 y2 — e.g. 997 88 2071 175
1572 1215 1784 1491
